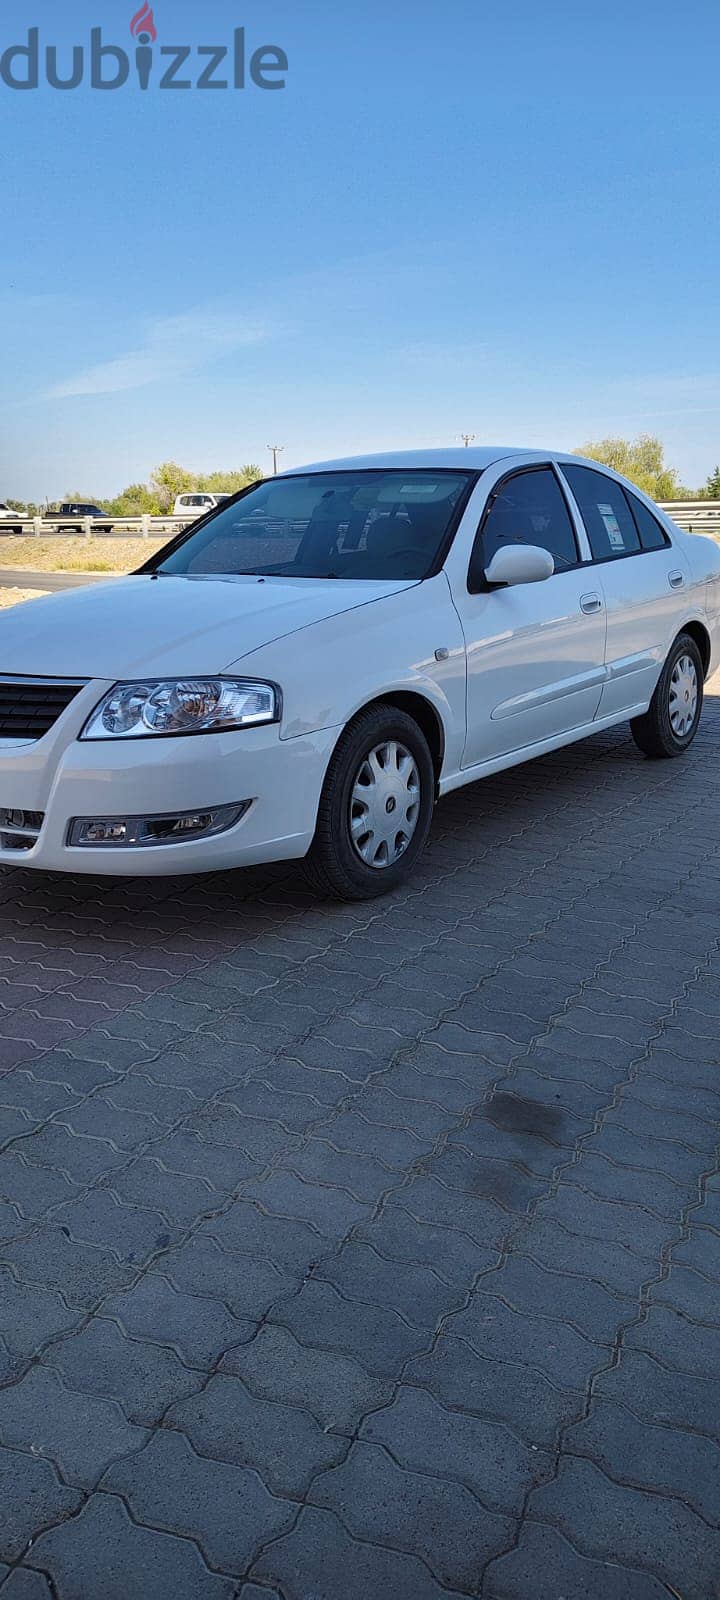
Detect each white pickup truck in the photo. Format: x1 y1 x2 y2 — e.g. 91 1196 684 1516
0 503 23 535
173 493 231 523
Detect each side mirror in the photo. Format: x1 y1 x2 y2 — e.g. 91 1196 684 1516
484 543 554 587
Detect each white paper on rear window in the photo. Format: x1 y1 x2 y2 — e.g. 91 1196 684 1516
598 503 625 550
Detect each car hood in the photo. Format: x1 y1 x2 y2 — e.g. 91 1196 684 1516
0 574 414 679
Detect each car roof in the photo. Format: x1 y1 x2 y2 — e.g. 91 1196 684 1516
280 447 559 475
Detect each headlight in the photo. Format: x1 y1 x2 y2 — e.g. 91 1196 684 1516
81 678 279 740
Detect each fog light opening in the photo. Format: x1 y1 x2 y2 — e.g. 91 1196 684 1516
69 801 251 849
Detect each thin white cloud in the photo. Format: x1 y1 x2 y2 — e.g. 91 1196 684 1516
47 306 268 398
393 341 488 373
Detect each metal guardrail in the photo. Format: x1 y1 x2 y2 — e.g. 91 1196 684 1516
658 500 720 536
4 501 720 541
9 516 189 539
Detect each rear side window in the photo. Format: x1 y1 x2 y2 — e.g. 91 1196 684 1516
562 464 640 560
476 467 579 575
624 490 669 551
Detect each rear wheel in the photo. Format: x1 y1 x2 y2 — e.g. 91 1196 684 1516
305 704 435 900
631 632 704 758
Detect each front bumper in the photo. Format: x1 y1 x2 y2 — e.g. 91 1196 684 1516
0 679 337 875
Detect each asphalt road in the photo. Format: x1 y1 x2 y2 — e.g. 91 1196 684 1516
0 569 105 593
0 677 719 1597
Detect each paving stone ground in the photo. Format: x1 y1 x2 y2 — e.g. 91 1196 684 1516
1 678 720 1599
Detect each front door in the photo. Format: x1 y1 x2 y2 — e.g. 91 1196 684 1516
453 465 607 769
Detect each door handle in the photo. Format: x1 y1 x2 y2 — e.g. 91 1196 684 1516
580 593 603 614
668 570 685 589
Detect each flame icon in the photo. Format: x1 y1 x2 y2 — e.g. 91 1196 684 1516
130 3 157 41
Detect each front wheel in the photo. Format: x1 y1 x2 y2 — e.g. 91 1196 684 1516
631 632 704 758
305 704 435 900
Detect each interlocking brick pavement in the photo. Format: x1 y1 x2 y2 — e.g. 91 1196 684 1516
1 678 720 1597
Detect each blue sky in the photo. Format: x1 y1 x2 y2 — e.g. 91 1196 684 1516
1 0 718 499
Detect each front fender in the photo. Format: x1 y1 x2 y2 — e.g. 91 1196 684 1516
228 574 467 780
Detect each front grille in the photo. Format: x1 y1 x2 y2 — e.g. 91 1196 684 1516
0 677 86 740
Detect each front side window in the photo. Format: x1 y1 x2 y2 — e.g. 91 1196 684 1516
562 464 641 560
473 467 579 581
155 470 474 582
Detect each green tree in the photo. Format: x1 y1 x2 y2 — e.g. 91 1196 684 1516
704 465 720 498
197 465 262 494
96 460 263 518
574 435 680 501
148 461 197 512
104 482 163 517
63 489 103 505
6 498 39 516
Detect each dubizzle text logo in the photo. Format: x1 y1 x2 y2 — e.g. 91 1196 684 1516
0 9 288 91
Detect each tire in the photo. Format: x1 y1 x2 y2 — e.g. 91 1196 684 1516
305 704 435 900
630 632 704 758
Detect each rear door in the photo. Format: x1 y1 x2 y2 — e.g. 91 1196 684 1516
559 463 689 719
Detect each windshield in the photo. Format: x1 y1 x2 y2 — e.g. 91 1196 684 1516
154 470 475 582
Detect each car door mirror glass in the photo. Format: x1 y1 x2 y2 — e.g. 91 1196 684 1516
484 544 555 587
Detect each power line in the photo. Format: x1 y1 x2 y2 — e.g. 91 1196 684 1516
459 433 476 449
267 445 285 475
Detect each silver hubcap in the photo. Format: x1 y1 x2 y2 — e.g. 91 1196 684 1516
350 740 421 869
669 654 698 738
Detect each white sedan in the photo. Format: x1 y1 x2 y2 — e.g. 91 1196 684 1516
0 448 718 899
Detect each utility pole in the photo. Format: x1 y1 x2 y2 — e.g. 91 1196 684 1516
267 445 284 476
459 433 476 449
